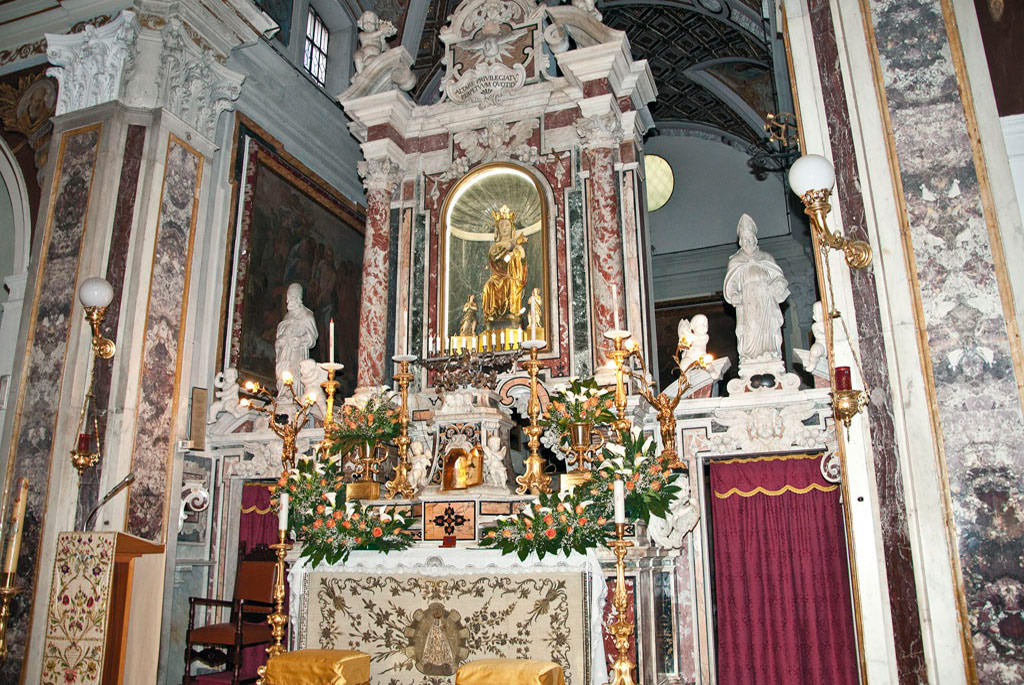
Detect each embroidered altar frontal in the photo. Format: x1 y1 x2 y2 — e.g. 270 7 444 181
300 569 593 684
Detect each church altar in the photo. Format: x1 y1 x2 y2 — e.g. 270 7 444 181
288 548 608 685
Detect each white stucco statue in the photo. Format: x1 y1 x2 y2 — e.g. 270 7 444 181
723 214 790 376
409 440 432 492
483 435 508 488
648 476 700 549
299 359 327 418
678 314 710 370
207 368 248 423
807 301 827 368
353 10 397 73
275 283 318 396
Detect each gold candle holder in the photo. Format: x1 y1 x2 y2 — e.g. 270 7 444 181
604 330 633 437
266 528 292 658
607 523 637 685
385 355 417 500
240 377 315 472
0 572 21 660
798 188 871 270
563 421 605 489
833 388 868 428
516 340 552 495
319 362 343 457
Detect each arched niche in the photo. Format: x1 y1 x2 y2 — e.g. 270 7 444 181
438 162 551 344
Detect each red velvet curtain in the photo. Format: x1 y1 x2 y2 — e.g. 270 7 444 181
240 482 278 553
711 454 859 684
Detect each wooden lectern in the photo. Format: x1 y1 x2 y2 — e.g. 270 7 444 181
42 531 164 685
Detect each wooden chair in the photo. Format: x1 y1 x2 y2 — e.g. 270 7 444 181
183 560 277 684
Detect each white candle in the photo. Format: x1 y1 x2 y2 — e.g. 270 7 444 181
491 332 497 349
278 491 289 531
613 480 625 524
400 308 407 355
611 284 620 330
3 479 28 574
500 331 506 349
329 319 335 363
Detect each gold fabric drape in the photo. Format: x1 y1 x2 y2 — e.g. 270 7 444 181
455 659 565 685
262 649 370 685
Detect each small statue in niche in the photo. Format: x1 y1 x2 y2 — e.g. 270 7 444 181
481 205 528 327
353 10 397 74
723 214 790 373
526 287 544 338
409 440 432 492
207 368 248 423
482 435 508 488
459 294 479 337
275 283 318 397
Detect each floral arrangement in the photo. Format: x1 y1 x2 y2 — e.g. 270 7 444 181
540 378 617 449
481 428 681 559
272 456 417 567
480 490 611 560
325 389 400 456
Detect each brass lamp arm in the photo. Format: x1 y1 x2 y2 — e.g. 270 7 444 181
800 189 872 269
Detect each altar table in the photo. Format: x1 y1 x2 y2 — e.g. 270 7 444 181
289 548 608 685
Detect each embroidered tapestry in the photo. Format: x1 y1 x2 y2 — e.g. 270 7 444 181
302 569 592 684
41 532 117 685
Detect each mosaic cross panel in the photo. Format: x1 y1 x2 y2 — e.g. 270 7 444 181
423 500 476 540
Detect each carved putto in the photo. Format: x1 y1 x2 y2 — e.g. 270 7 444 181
354 11 397 73
207 368 249 423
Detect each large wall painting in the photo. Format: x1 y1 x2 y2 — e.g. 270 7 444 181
228 133 365 398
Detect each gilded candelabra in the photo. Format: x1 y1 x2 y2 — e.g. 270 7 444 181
0 572 21 660
604 330 634 436
516 340 552 495
255 528 293 684
607 523 637 685
419 346 522 395
240 375 315 472
385 355 417 500
626 337 712 469
319 362 343 456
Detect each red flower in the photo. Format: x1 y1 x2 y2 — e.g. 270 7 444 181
354 537 362 544
487 531 497 539
502 529 512 538
372 527 383 538
333 510 344 519
544 528 557 539
313 519 323 529
575 505 585 515
316 504 325 514
578 517 588 525
556 503 565 513
597 517 607 525
524 531 534 540
651 481 662 491
559 514 568 524
543 514 554 525
626 481 636 491
342 520 352 529
326 519 336 528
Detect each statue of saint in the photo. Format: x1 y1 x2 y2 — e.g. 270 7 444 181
481 205 527 327
527 288 543 331
723 214 789 370
459 294 478 336
274 283 318 396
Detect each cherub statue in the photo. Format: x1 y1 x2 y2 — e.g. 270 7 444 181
648 476 700 549
409 440 432 491
807 301 827 368
572 0 603 21
679 314 710 370
207 368 248 423
459 294 479 337
299 359 327 418
353 10 397 73
483 435 508 488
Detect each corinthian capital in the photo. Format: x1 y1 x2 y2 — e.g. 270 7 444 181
46 10 139 116
575 112 622 151
357 158 403 194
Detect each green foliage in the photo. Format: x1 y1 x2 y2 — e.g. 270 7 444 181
539 378 617 448
325 389 401 456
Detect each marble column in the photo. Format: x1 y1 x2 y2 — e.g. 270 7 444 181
356 157 401 389
578 112 626 364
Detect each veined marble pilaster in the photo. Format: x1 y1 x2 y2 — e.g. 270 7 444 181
126 136 203 542
578 113 626 362
356 157 401 388
805 2 928 680
0 125 101 683
862 0 1024 679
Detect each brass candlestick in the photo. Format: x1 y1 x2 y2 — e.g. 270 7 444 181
516 340 552 495
385 355 417 500
241 376 315 472
266 529 292 658
626 337 712 469
319 362 343 457
0 572 22 660
607 523 637 685
604 330 633 436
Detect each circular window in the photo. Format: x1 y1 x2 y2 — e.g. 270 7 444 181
645 154 674 212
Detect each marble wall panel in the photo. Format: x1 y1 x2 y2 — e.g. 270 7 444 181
862 0 1024 679
586 147 626 363
411 210 426 370
806 1 928 680
76 123 147 530
126 136 203 542
568 187 591 377
1 124 100 682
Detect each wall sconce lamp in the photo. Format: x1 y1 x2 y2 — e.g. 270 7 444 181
79 277 116 359
789 154 872 269
71 277 116 478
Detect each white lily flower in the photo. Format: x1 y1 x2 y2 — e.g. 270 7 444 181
642 436 654 453
345 501 357 516
325 492 337 508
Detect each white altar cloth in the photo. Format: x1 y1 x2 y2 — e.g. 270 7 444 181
289 547 608 685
